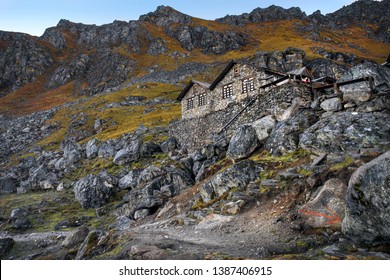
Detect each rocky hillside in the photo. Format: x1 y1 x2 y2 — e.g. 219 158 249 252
0 1 390 260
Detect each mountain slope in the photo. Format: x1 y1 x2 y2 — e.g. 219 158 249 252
0 2 389 116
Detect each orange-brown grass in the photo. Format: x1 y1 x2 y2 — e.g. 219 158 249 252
38 83 181 150
0 79 80 116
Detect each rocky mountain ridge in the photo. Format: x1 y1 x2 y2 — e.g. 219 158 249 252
1 1 389 101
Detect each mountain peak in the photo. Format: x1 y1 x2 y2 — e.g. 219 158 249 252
139 5 192 26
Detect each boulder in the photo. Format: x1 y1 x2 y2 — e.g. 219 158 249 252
265 110 318 155
18 164 58 193
300 112 390 155
140 142 162 157
121 166 193 218
118 169 142 190
0 238 15 258
137 166 164 186
320 97 343 112
160 136 177 154
62 226 90 248
250 115 276 143
74 175 114 209
134 209 150 220
98 140 116 158
10 207 28 221
200 159 262 202
113 139 142 165
299 178 347 229
227 125 259 161
342 151 390 243
61 139 82 165
0 176 18 194
86 138 100 159
11 218 31 231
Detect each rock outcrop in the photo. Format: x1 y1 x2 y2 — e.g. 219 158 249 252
342 151 390 243
74 175 115 209
227 125 259 161
299 112 390 155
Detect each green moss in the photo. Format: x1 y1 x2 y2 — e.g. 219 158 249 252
297 167 313 177
329 156 354 171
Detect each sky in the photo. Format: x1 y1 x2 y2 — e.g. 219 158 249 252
0 0 368 36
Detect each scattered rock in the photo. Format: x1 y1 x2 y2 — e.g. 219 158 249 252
86 138 100 159
62 226 90 249
342 151 390 243
320 97 343 112
11 218 31 231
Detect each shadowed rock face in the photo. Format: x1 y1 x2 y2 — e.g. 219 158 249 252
0 32 53 94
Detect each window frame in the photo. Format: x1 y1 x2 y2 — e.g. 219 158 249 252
198 92 207 107
222 83 234 99
186 97 195 110
242 76 256 94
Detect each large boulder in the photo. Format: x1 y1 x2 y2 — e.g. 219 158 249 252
118 169 142 190
227 125 259 161
250 115 276 143
18 164 58 193
200 159 262 202
265 110 318 155
98 140 116 158
113 139 142 165
62 226 90 249
299 178 347 229
120 166 193 219
300 112 390 155
74 175 115 209
342 150 390 243
320 97 343 112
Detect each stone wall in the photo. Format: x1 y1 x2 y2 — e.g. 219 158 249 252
181 64 272 120
172 83 312 150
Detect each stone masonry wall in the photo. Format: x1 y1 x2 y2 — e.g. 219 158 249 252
172 83 312 150
181 64 271 120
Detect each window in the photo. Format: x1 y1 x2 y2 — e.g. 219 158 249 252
222 83 234 99
198 92 207 106
234 65 240 77
242 77 255 93
186 97 194 110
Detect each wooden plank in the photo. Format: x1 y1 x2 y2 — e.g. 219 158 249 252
313 76 371 90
